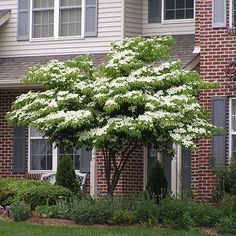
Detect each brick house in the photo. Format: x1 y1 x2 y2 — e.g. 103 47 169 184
0 0 231 200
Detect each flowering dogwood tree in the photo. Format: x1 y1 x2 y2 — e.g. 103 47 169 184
7 36 218 195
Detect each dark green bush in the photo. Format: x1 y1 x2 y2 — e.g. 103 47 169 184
0 179 43 206
19 184 72 209
188 203 224 227
133 198 159 224
10 201 30 222
159 196 223 229
219 196 236 216
159 196 188 224
172 212 194 231
109 210 136 225
70 198 113 225
35 205 59 218
217 217 236 234
212 161 236 202
56 155 80 194
146 160 167 202
57 201 72 219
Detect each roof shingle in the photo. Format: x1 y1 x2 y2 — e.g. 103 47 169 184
0 34 197 86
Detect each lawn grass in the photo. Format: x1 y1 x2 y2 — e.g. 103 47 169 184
0 220 217 236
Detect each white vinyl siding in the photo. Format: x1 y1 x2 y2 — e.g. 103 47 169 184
142 0 195 36
124 0 142 37
124 0 195 38
0 0 122 57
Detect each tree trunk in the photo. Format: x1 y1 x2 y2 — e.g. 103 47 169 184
102 142 138 196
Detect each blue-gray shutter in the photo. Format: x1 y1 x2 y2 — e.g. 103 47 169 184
181 147 191 192
211 96 227 169
12 126 26 174
85 0 98 37
80 147 91 172
17 0 29 41
212 0 226 28
148 0 162 23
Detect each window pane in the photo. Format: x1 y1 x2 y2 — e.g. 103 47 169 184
166 0 175 9
60 8 81 36
232 135 236 160
34 0 54 8
58 145 81 170
30 128 43 137
60 0 82 6
186 0 194 8
147 147 157 176
164 0 194 20
165 10 174 20
176 10 185 19
186 9 194 19
176 0 185 9
232 100 236 115
33 10 54 38
30 139 52 170
34 11 42 25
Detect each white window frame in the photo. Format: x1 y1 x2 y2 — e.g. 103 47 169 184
28 128 81 174
28 128 56 173
29 0 85 41
161 0 195 24
229 98 236 162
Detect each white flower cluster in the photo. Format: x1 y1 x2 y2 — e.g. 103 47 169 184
7 36 217 151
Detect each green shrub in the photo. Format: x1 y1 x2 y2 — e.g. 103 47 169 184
159 196 195 230
217 217 236 234
35 205 59 218
219 196 236 216
70 198 114 225
19 184 73 209
159 196 224 229
133 198 159 224
172 212 194 231
10 201 30 222
188 203 224 227
212 160 236 202
146 160 167 202
56 155 80 194
57 201 72 219
159 196 188 224
0 179 43 206
109 210 136 225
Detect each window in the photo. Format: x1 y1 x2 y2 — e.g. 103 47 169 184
230 99 236 159
29 128 53 171
164 0 194 21
29 128 87 172
58 145 81 170
60 0 82 36
32 0 54 38
230 0 236 29
30 0 84 39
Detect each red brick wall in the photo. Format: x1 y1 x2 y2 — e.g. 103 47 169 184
193 0 236 200
96 146 144 196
